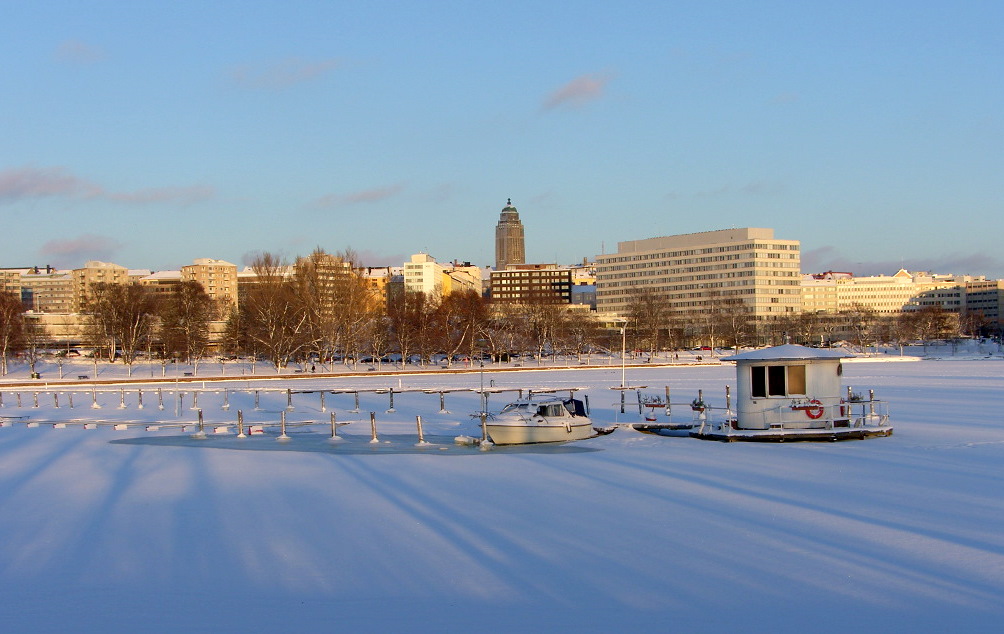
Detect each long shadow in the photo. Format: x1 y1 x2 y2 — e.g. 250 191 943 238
110 432 602 456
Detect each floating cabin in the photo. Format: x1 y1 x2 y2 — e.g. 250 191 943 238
691 344 893 442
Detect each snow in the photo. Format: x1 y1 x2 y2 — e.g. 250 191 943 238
1 347 1003 632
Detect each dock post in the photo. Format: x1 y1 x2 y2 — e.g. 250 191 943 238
386 388 395 413
157 388 164 410
584 394 590 416
17 392 22 408
191 409 207 439
254 390 260 410
53 393 59 408
869 389 875 416
351 391 360 413
33 392 39 408
725 385 731 412
636 390 643 416
620 390 625 414
438 391 447 414
479 412 492 451
119 388 126 409
192 391 199 410
328 412 343 443
277 410 291 441
320 391 326 413
137 389 144 409
665 386 671 416
415 415 427 445
236 410 246 438
369 412 379 443
286 389 294 411
90 388 99 409
68 392 74 408
222 388 230 411
0 391 3 407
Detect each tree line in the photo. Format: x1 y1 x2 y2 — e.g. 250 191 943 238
1 255 996 376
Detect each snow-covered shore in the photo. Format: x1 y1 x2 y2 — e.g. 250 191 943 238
1 355 1002 632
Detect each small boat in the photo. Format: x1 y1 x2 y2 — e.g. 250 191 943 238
485 396 594 445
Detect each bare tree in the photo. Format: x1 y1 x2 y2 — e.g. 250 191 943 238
626 287 673 358
436 290 487 367
0 291 24 375
238 252 309 371
84 282 158 375
158 280 215 366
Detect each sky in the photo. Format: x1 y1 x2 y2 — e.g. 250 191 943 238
2 1 1002 277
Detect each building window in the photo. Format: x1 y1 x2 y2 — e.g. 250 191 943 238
751 364 805 397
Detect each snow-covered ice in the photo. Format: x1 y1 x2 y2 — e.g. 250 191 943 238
1 353 1002 632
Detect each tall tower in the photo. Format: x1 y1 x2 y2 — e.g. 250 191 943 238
494 198 525 270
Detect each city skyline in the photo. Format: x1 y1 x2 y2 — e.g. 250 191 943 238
2 2 1001 277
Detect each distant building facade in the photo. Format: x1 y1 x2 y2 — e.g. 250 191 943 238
181 258 238 310
494 198 525 271
595 228 801 320
490 264 573 304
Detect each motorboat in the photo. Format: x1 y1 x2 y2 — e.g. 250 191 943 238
485 396 594 445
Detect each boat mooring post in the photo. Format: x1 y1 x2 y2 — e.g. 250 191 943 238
68 392 74 408
0 391 3 407
16 392 22 408
636 390 643 416
254 390 260 411
137 389 143 409
369 412 379 443
157 388 164 410
479 412 493 451
328 412 343 443
620 389 625 414
33 392 39 408
53 392 59 408
286 389 293 412
319 391 326 413
665 386 671 416
351 391 360 413
222 388 230 411
869 389 875 416
191 409 207 439
192 391 199 410
277 410 291 441
725 385 731 413
386 388 395 413
90 387 99 409
415 415 429 446
438 391 448 414
236 410 246 438
118 389 126 409
584 394 590 416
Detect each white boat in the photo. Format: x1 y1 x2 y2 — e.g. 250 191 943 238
485 397 595 445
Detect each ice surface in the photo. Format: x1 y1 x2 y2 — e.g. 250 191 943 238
1 347 1002 632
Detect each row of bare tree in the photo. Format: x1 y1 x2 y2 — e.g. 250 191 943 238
1 252 996 375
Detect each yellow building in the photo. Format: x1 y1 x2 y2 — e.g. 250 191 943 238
801 269 977 315
595 228 801 319
181 258 238 310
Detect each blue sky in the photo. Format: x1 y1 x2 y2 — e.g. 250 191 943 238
2 1 1001 277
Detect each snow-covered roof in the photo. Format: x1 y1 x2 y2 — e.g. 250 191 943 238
722 344 853 362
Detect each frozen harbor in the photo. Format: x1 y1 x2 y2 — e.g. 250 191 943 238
1 355 1003 632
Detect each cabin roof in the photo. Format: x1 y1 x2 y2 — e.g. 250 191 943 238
722 344 853 362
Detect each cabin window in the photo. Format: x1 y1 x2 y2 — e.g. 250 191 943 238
751 364 806 397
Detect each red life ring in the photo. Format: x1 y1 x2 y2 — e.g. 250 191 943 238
805 399 824 419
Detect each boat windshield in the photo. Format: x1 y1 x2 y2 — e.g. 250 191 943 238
500 403 531 414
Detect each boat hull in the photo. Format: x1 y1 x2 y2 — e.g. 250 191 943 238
486 420 594 445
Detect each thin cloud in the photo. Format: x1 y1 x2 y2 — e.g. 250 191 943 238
309 184 405 208
38 234 123 268
231 57 341 90
801 246 1004 278
0 166 213 206
54 39 106 64
542 73 612 111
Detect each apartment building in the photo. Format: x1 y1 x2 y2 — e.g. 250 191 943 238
595 228 801 319
801 269 979 315
490 263 573 304
181 258 238 309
